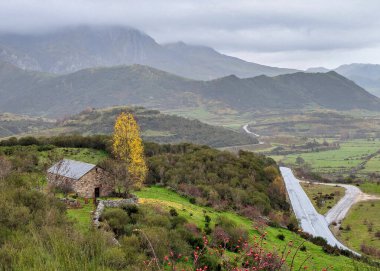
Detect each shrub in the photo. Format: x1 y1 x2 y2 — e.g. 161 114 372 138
277 234 285 241
103 247 128 270
213 216 248 251
197 253 222 271
101 209 131 236
121 204 139 216
170 216 187 229
169 208 179 217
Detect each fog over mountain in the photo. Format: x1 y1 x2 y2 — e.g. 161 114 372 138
2 0 380 68
0 25 298 79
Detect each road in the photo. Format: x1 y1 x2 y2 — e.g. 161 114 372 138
280 167 359 255
303 181 380 225
242 124 264 144
243 124 260 137
314 183 362 225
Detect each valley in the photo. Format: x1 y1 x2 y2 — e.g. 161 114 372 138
0 14 380 270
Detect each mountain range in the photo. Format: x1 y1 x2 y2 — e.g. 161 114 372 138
307 63 380 97
0 61 379 117
0 25 298 80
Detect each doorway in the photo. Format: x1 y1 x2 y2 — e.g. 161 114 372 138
94 187 100 198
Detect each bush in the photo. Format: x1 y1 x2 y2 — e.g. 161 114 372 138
277 234 285 241
101 209 131 236
121 204 139 216
169 208 179 217
213 216 248 251
103 247 128 270
197 252 222 271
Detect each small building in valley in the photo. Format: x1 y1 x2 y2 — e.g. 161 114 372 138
47 159 113 198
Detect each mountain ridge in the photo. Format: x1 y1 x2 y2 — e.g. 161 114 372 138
305 63 380 97
0 25 299 79
0 61 379 117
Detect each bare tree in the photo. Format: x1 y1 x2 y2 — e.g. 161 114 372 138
98 158 132 197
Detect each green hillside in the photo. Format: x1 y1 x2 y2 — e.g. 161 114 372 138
0 61 379 117
0 139 373 270
0 113 55 138
25 106 257 147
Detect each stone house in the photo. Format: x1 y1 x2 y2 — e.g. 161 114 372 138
47 159 113 198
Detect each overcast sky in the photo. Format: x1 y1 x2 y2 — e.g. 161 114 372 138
1 0 380 69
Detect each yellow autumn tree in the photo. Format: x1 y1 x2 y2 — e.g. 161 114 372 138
112 112 147 190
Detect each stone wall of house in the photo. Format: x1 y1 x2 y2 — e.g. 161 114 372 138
47 172 76 191
73 167 114 198
47 167 114 198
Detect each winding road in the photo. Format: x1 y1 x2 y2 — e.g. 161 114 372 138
280 167 359 255
243 123 374 255
242 124 264 144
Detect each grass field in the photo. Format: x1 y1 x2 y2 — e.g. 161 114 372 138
40 147 108 164
301 183 346 214
135 186 370 271
66 198 95 232
279 139 380 176
340 201 380 256
358 154 380 174
163 107 251 130
359 182 380 196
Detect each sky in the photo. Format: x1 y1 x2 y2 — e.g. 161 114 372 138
1 0 380 69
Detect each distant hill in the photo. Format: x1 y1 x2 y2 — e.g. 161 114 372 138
198 71 380 111
0 25 298 80
1 107 258 147
0 113 55 138
334 64 380 97
305 63 380 97
0 61 379 117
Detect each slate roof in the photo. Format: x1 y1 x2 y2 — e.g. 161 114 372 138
47 159 96 180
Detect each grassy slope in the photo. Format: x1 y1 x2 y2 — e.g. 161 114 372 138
340 201 380 254
17 145 369 269
301 183 346 214
135 186 366 271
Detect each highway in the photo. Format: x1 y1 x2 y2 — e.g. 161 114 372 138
280 167 359 255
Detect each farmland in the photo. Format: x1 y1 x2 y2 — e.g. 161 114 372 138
339 201 380 257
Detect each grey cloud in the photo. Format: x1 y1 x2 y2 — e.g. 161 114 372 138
1 0 380 68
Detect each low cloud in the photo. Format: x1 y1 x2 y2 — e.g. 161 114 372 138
1 0 380 68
